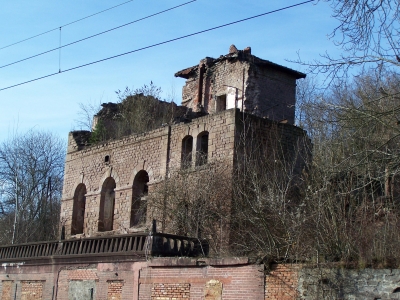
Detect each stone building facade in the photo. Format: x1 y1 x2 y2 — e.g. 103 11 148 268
60 45 308 240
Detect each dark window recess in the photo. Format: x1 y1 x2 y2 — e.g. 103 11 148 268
71 184 86 235
130 170 149 227
105 155 110 163
196 132 209 166
98 177 116 232
181 135 193 169
216 95 227 112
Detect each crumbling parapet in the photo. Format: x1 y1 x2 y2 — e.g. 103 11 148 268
67 130 91 153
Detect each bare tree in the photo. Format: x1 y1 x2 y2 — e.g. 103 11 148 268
294 69 400 266
75 100 101 131
298 1 400 83
146 70 400 265
0 130 65 244
148 159 233 255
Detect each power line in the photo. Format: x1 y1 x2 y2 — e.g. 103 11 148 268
0 0 197 70
0 0 136 50
0 0 314 92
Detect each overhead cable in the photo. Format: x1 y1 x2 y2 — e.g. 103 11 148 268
0 0 197 69
0 0 314 92
0 0 136 50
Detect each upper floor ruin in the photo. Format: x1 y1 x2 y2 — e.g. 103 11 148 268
175 44 305 124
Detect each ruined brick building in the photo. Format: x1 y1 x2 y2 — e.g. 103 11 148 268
0 45 313 300
61 44 308 240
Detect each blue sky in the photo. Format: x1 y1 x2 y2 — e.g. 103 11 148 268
0 0 339 143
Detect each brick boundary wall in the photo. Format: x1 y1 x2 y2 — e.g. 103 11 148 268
151 283 190 299
139 258 265 300
265 264 299 300
5 257 400 299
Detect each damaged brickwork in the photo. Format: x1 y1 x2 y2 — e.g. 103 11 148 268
265 264 300 300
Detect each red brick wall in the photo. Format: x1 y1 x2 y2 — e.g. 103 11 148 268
1 281 12 300
0 259 310 300
107 280 124 300
151 283 190 299
265 264 299 300
56 263 138 300
21 281 44 300
139 262 265 300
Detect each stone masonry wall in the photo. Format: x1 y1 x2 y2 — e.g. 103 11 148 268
235 113 311 183
202 59 250 116
178 50 300 125
62 127 170 237
62 109 238 239
179 57 250 116
246 64 297 124
265 264 400 300
168 109 236 170
299 267 400 299
62 108 309 247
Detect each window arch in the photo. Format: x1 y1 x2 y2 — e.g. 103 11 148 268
71 183 86 235
98 177 116 232
130 170 149 227
196 131 209 166
181 135 193 169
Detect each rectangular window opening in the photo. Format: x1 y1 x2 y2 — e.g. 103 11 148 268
216 95 227 112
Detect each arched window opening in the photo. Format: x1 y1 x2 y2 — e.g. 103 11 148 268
196 132 209 166
71 184 86 235
130 170 149 227
98 177 116 232
181 135 193 169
